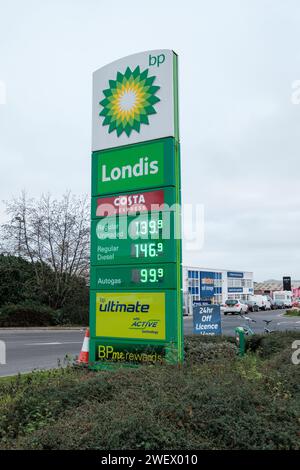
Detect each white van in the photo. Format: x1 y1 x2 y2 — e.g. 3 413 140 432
248 295 271 310
273 291 292 308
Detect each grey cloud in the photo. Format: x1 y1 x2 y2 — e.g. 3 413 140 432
1 0 300 280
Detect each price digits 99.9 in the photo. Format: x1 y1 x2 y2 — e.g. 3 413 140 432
132 267 164 284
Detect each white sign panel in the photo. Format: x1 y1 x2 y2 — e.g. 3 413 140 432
92 49 178 151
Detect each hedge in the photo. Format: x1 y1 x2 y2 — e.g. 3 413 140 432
0 333 299 450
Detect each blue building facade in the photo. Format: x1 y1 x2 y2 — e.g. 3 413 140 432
183 266 253 307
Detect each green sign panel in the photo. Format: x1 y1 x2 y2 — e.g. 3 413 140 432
90 263 177 290
92 138 177 196
90 212 177 266
89 50 182 367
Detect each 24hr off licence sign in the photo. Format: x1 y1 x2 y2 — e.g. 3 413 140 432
89 50 182 367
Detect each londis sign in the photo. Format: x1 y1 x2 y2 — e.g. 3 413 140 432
92 138 178 196
92 50 179 151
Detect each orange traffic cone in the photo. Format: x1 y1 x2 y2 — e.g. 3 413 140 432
77 328 90 364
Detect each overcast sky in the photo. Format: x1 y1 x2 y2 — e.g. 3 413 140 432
0 0 300 281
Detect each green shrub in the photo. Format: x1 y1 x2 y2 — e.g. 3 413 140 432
0 255 89 325
0 302 58 327
246 331 300 358
0 334 299 450
185 335 237 364
285 309 300 317
10 360 300 450
0 255 40 307
58 304 89 326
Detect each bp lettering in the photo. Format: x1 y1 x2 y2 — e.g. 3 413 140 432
149 53 165 67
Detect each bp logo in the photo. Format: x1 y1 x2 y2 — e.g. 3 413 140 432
99 66 160 137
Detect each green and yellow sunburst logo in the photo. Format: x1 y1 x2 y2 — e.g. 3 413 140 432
99 66 160 137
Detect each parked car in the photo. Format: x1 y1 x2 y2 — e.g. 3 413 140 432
220 303 226 313
223 299 248 315
265 295 276 310
292 299 300 308
248 295 271 311
273 291 293 308
245 299 260 312
273 299 285 309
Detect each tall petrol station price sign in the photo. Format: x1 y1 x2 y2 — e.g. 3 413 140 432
90 50 182 366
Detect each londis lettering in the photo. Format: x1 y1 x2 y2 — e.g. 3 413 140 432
101 157 158 183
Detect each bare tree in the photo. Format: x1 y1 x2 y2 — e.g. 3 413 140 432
1 191 90 309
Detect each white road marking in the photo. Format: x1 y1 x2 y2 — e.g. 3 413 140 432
24 342 82 346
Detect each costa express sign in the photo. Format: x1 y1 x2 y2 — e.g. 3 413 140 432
92 187 176 217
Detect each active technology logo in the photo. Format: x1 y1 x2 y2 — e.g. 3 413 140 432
99 66 160 137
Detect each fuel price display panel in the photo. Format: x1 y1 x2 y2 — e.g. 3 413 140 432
90 212 177 266
90 263 177 290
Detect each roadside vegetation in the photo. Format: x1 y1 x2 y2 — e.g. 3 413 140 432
0 255 89 326
0 333 299 450
285 309 300 317
0 192 90 327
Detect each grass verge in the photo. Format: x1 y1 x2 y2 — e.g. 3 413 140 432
284 309 300 317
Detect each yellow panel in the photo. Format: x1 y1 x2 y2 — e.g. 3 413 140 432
95 292 165 340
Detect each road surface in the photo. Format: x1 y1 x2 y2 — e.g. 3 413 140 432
0 329 85 377
0 310 299 377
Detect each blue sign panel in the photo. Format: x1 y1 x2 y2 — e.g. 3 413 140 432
228 287 243 293
200 271 215 298
193 304 222 335
227 272 244 278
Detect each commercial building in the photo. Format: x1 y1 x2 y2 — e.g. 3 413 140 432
183 266 254 309
254 280 300 298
